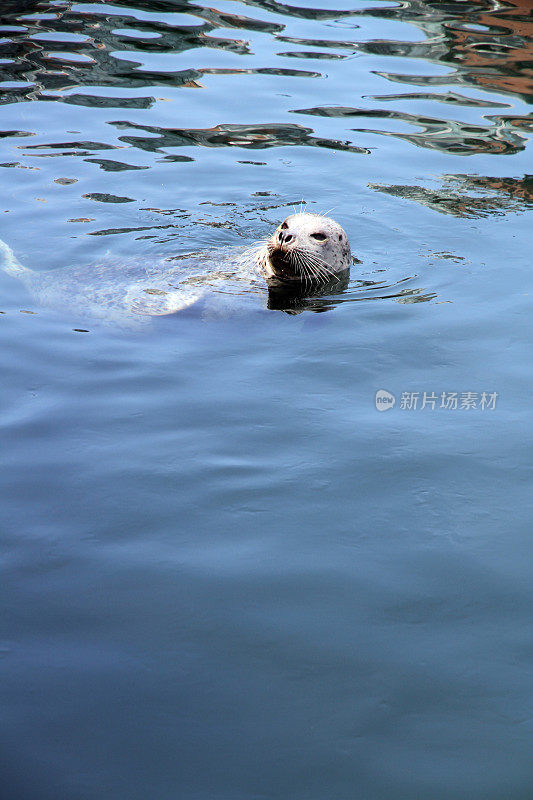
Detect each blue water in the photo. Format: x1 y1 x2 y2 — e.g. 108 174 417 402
1 1 532 798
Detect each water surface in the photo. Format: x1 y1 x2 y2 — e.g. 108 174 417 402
1 1 532 798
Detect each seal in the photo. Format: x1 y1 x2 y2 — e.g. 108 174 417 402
0 212 351 323
256 212 351 286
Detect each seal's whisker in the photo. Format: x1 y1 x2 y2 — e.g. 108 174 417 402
283 245 340 285
305 251 342 280
298 251 340 283
293 251 306 286
302 259 311 288
295 251 311 287
303 261 311 289
296 251 309 283
308 258 325 283
308 261 321 282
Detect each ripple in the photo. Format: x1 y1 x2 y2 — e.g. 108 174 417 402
292 106 530 155
239 1 359 22
22 140 120 153
268 272 438 313
276 50 348 60
365 90 511 108
58 92 155 109
84 157 149 172
366 0 533 104
109 120 370 155
370 174 533 217
200 66 321 78
276 35 360 51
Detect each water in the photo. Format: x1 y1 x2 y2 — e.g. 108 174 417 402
1 1 532 798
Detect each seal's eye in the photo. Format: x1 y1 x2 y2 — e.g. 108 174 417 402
311 232 327 241
281 222 288 230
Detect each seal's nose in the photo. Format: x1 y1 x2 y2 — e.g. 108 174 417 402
278 229 294 245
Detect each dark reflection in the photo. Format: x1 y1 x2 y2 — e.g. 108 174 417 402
293 105 529 156
267 270 350 314
0 129 33 139
277 50 347 60
82 192 135 204
364 90 511 108
276 35 360 51
108 120 369 155
278 50 347 60
84 158 149 172
22 140 120 160
267 270 437 313
371 174 532 217
1 1 43 12
52 93 155 110
201 66 321 78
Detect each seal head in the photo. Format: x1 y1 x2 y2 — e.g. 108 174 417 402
260 212 351 285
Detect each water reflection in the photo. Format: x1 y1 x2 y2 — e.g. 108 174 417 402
366 0 533 103
239 1 358 23
364 90 511 109
293 105 529 155
267 269 437 313
371 174 532 217
280 0 532 158
1 0 531 166
0 0 282 102
107 120 369 156
266 269 350 314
